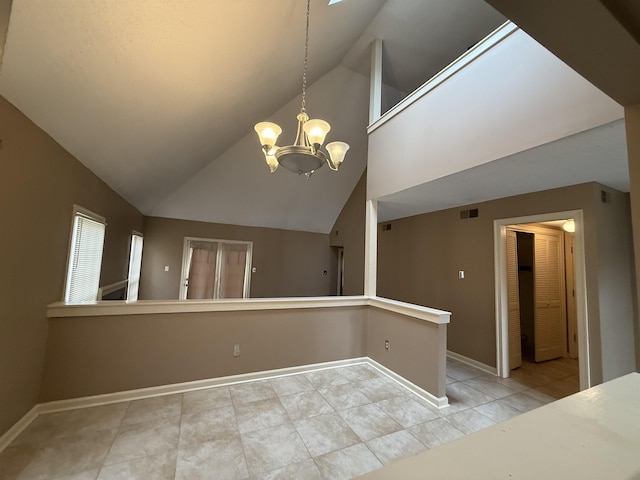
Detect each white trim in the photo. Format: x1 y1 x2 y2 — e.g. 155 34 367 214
493 210 591 389
447 350 497 376
0 405 39 452
37 358 369 415
47 295 369 317
126 233 144 301
367 21 518 135
98 279 128 300
364 199 378 296
367 358 448 408
36 357 446 415
46 295 450 325
2 357 449 453
369 38 383 124
369 296 451 324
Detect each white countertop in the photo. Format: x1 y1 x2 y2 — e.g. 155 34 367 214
358 372 640 479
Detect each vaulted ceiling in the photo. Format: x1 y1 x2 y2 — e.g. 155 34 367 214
0 0 506 233
0 1 634 233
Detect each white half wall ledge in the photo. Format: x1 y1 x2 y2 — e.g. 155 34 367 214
46 295 451 324
368 296 450 324
46 296 369 317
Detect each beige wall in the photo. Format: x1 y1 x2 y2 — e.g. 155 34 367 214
139 217 337 299
0 96 144 435
330 170 366 295
367 308 447 398
0 0 12 63
594 186 637 378
40 307 368 401
40 305 448 403
626 104 640 371
377 183 636 384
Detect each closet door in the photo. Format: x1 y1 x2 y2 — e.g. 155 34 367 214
507 230 522 369
534 232 565 362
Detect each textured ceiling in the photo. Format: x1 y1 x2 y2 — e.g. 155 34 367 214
0 0 506 232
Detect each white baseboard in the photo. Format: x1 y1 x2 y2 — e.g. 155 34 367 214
0 405 39 452
38 357 369 415
366 358 449 409
447 350 497 376
1 356 446 453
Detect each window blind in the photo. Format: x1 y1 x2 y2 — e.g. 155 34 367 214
64 213 105 303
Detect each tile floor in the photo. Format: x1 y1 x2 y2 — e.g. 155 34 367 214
0 357 579 480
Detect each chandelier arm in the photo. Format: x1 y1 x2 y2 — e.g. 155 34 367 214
326 158 339 171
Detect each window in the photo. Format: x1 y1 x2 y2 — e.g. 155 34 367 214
64 207 106 303
126 233 144 301
179 237 252 299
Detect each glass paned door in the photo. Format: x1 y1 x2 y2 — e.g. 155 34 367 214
180 238 252 299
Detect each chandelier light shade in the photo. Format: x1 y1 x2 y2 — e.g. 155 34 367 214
254 122 282 151
254 0 349 178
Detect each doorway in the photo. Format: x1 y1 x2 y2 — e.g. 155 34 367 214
507 224 577 366
494 210 590 390
179 237 253 299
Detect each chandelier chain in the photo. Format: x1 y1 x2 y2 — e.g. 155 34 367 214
301 0 311 114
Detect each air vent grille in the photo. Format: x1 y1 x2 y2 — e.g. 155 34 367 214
460 208 479 219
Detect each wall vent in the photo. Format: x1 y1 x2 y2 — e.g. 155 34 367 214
601 190 610 204
382 223 392 231
460 208 479 219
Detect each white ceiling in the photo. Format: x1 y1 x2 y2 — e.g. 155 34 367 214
0 1 630 232
0 0 507 233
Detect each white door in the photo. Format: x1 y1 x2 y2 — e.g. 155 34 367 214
506 230 522 369
534 232 565 362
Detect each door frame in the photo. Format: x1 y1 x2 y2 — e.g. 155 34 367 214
336 247 345 295
494 210 590 390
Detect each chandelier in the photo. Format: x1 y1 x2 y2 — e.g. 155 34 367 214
254 0 349 178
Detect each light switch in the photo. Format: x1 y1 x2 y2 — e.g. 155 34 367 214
164 265 170 272
458 270 464 279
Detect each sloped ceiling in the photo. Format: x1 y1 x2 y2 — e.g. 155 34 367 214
0 0 506 233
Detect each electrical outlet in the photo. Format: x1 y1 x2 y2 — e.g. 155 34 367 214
384 340 390 351
233 344 240 357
